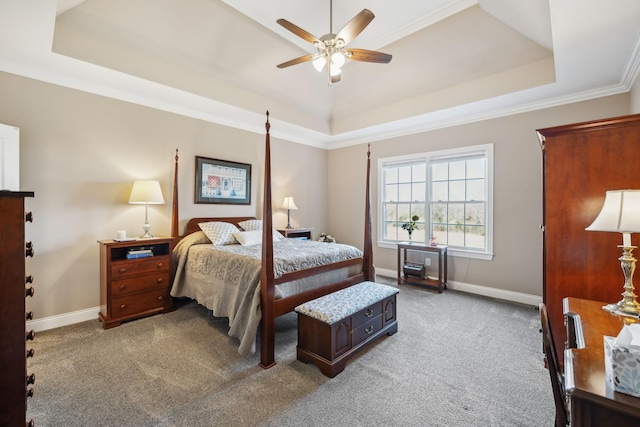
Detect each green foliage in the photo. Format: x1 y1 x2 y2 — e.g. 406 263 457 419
401 215 420 234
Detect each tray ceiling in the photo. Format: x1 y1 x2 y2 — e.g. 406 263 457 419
1 0 639 148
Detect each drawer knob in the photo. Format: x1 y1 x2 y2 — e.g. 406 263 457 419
157 262 163 268
364 308 374 318
25 242 34 257
26 348 35 358
26 287 35 298
365 325 374 334
119 284 127 290
26 275 34 284
26 311 34 321
157 277 163 283
25 211 33 222
120 304 126 310
119 268 127 273
26 388 34 398
26 373 36 386
27 419 35 427
26 330 35 341
157 295 164 301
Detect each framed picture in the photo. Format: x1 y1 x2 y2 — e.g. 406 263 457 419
195 156 251 205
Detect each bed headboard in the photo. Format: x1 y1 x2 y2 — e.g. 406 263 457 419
183 216 257 237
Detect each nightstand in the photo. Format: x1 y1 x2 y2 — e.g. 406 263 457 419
98 237 173 329
278 228 313 240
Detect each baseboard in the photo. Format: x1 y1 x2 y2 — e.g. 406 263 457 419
27 306 100 332
26 271 542 333
375 268 541 307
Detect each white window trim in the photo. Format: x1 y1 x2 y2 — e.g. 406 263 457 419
377 144 494 261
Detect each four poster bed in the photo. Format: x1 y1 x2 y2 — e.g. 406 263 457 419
169 112 374 368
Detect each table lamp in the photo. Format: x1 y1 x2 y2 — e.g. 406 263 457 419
586 189 640 316
129 180 165 238
282 196 298 229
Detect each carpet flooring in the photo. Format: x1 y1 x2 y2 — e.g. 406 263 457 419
26 277 555 426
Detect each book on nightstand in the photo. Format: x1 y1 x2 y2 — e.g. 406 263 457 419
126 247 154 259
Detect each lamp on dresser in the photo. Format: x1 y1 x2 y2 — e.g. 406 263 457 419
586 189 640 316
282 196 298 229
128 180 164 238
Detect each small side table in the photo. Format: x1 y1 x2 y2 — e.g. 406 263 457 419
397 242 447 292
278 228 313 240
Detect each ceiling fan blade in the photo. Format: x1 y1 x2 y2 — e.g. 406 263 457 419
336 9 374 45
345 48 392 64
277 54 316 69
276 19 321 45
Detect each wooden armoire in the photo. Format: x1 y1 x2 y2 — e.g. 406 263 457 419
537 113 640 357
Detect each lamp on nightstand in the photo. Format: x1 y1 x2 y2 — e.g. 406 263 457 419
129 180 165 238
282 196 298 229
586 189 640 317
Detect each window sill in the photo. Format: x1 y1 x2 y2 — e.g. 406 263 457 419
378 241 494 261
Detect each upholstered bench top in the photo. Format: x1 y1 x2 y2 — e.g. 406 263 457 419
295 281 399 324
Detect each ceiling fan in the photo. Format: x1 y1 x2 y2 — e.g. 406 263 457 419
276 0 392 85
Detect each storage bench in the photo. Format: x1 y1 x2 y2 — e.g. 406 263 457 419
294 281 399 377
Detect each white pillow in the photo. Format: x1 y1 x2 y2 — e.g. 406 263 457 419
232 230 263 246
198 221 240 246
238 219 283 241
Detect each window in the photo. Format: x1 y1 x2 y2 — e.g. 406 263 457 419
379 144 493 260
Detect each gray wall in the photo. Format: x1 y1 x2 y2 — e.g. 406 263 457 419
0 68 634 322
327 95 631 297
0 71 327 321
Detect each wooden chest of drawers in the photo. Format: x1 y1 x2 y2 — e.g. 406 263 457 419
98 238 173 329
0 191 36 426
296 282 399 377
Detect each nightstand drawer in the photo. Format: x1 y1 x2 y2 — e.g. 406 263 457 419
110 255 170 278
110 273 170 297
111 289 169 318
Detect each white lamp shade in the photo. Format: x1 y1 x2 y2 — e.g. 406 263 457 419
128 180 165 204
586 190 640 232
282 196 298 210
312 56 326 72
331 52 345 68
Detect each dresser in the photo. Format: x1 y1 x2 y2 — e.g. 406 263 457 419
537 113 640 360
98 238 173 329
0 191 35 427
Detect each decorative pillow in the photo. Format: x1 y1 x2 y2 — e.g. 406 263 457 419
232 230 263 246
198 221 240 246
237 219 262 231
237 219 283 240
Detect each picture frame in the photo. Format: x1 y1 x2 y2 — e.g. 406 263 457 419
194 156 251 205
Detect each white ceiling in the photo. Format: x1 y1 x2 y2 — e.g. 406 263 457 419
1 0 639 149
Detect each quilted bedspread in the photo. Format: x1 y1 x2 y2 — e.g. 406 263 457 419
171 231 363 355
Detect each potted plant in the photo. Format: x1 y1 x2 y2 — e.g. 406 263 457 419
401 215 420 240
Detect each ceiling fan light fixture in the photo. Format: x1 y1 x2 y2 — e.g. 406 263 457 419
313 56 326 72
276 2 392 84
330 63 342 77
331 52 345 68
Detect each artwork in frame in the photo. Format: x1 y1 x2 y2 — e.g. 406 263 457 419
195 156 251 205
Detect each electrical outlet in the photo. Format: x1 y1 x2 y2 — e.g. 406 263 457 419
423 257 431 267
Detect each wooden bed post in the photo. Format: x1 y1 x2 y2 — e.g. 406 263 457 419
171 149 179 239
260 112 277 369
363 144 374 280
